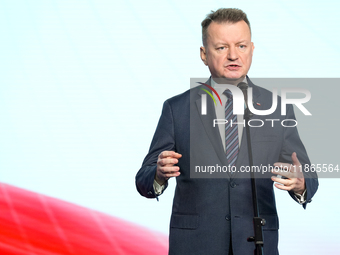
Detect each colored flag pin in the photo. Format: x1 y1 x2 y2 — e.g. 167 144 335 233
256 102 261 106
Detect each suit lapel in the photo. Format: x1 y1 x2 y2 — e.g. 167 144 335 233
194 84 229 168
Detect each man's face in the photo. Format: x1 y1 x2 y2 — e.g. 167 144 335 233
200 20 254 84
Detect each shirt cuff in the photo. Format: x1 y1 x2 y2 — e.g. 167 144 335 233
294 189 307 204
153 179 166 195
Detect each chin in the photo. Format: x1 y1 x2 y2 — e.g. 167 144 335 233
224 75 244 80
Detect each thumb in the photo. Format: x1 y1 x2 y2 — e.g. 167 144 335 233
291 152 300 166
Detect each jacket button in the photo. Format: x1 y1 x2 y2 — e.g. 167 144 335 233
230 182 237 188
225 215 231 221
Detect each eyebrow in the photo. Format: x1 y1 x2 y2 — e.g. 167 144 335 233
213 40 249 46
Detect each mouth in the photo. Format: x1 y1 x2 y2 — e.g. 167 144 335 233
226 64 241 70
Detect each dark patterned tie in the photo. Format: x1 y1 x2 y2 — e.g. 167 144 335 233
224 90 239 167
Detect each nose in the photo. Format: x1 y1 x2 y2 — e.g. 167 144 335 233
227 46 238 61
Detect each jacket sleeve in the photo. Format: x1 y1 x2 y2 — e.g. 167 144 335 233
278 104 319 209
135 100 175 199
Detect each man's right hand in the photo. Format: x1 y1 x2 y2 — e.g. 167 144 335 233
155 151 182 185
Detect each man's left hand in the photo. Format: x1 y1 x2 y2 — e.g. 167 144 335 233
271 152 305 195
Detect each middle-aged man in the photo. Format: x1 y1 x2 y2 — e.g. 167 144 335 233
136 8 318 255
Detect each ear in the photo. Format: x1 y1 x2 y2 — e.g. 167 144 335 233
251 42 254 56
200 46 208 66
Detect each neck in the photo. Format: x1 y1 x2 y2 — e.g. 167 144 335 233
212 76 246 86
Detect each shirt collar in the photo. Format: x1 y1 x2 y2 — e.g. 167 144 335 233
211 77 248 93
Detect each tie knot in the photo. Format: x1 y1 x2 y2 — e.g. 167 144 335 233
223 89 233 99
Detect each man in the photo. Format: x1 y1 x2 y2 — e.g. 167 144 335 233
136 8 318 255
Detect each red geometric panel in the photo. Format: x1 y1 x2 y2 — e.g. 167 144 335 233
0 183 168 255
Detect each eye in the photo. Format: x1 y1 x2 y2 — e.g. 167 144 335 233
238 45 247 52
217 47 225 51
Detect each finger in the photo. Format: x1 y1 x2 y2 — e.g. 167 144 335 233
162 171 181 178
291 152 300 166
273 183 292 191
159 151 182 159
271 176 293 186
271 170 294 179
158 158 179 166
159 166 180 174
172 152 182 159
291 153 303 175
273 162 301 175
271 163 294 178
159 151 173 159
273 163 291 170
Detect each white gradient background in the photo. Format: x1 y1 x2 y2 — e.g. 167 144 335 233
0 1 339 254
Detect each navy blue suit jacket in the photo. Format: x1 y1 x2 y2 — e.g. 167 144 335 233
136 77 318 255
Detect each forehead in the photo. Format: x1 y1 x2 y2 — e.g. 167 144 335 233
206 21 251 44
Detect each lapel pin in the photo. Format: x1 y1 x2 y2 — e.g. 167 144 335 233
256 102 261 106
